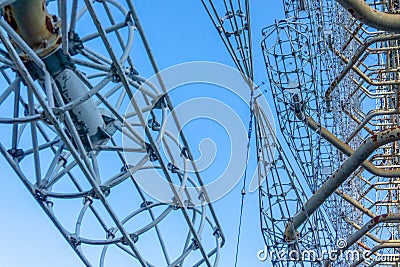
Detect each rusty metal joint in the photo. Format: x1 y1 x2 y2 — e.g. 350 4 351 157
335 0 400 32
285 122 400 241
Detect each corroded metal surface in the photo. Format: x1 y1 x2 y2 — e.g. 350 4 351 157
261 0 400 266
4 0 61 57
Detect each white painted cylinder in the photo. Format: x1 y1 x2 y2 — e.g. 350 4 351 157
55 68 104 138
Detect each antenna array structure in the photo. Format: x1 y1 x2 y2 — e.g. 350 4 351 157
262 0 400 266
0 0 224 266
201 1 335 266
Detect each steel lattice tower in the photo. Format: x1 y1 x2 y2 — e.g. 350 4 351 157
3 0 400 266
259 0 400 266
0 0 224 266
201 0 400 266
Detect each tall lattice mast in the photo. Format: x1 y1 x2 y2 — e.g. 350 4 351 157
261 0 400 266
0 1 223 266
201 0 400 266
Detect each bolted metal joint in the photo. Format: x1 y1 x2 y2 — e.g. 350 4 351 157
4 0 61 57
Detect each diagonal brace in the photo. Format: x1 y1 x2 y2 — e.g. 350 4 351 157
284 126 400 240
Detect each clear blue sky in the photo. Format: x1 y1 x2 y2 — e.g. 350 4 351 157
0 1 284 266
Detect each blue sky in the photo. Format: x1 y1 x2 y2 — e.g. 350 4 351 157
0 1 284 266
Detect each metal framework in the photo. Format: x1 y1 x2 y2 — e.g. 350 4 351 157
3 0 400 266
0 0 224 266
201 1 336 266
259 0 400 266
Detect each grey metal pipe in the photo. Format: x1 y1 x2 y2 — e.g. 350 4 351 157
300 114 400 178
335 0 400 32
350 243 400 267
346 109 400 142
335 190 376 218
0 113 42 123
325 33 400 104
324 213 400 266
284 126 400 241
344 218 388 244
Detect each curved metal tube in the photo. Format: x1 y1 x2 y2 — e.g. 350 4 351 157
343 218 394 244
346 109 400 142
325 213 400 266
335 190 376 218
350 243 400 267
299 114 400 178
0 113 42 124
336 0 400 32
285 126 400 240
325 33 400 104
